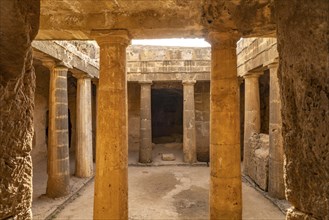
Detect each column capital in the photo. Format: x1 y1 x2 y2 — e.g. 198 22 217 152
139 80 153 85
243 71 263 79
71 68 92 79
267 62 279 70
206 31 240 49
91 29 131 47
42 59 56 70
182 79 196 85
42 60 68 71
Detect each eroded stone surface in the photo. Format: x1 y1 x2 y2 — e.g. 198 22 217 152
0 0 39 218
276 0 329 218
248 133 270 191
37 0 276 39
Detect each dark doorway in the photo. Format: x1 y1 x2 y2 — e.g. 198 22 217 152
151 88 183 144
259 70 270 134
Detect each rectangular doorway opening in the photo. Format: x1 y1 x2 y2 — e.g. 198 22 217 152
151 82 183 162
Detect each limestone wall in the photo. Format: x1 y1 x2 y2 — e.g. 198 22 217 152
276 1 329 218
128 80 210 161
126 46 211 82
248 133 270 191
0 0 39 218
237 38 278 76
126 46 211 161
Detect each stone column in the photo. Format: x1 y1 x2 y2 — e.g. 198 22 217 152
44 61 70 198
207 32 242 219
268 62 285 199
139 80 153 163
243 73 261 175
182 80 197 164
93 30 130 220
75 76 93 177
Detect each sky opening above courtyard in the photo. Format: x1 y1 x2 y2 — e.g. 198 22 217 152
132 38 210 47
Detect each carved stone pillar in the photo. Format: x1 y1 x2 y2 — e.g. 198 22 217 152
183 80 196 164
207 32 242 219
139 80 153 163
93 30 130 220
268 62 285 199
243 73 261 175
75 75 93 177
44 61 70 198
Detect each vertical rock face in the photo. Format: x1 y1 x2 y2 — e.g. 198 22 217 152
275 0 329 219
0 0 40 219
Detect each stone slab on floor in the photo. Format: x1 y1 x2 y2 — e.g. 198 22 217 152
248 133 270 191
162 153 176 161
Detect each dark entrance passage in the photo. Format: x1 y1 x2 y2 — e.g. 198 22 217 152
151 88 183 144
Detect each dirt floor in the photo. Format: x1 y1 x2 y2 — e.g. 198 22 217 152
52 167 285 220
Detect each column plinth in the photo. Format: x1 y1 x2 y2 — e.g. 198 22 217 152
268 62 285 199
139 80 153 163
93 29 130 220
207 32 242 219
75 75 93 177
183 80 197 164
44 61 70 198
243 72 262 176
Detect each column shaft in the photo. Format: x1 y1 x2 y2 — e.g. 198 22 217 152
268 63 285 199
183 80 197 164
46 63 70 198
139 81 153 163
93 30 130 220
243 74 261 175
208 33 242 219
76 77 93 177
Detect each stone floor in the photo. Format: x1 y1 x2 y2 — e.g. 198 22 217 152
32 153 94 219
32 146 285 220
52 167 284 220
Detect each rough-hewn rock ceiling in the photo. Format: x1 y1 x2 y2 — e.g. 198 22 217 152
37 0 276 40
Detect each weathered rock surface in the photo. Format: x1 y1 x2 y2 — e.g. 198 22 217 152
248 133 270 191
275 0 329 219
37 0 276 39
0 0 39 219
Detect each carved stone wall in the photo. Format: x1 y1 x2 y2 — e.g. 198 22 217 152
276 0 329 219
248 133 270 191
0 0 40 218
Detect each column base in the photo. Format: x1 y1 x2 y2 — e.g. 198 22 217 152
46 175 70 198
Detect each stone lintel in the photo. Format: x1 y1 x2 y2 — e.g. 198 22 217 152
32 41 98 78
138 80 153 85
264 58 279 69
127 73 210 82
